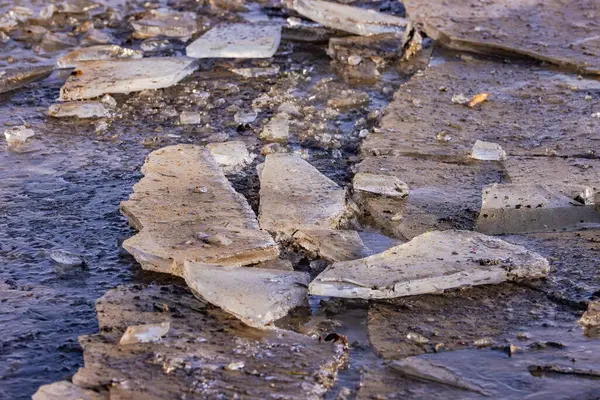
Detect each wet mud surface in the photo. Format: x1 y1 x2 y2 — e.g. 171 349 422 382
367 284 600 398
504 232 600 305
1 0 599 399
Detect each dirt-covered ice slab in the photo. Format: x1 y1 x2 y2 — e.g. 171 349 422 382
283 0 411 37
57 285 347 399
364 283 600 398
403 0 600 75
362 54 600 157
59 57 198 100
120 145 278 276
309 230 548 299
258 153 357 238
504 156 600 203
183 263 309 329
368 284 574 358
354 155 502 240
476 156 600 234
475 184 600 235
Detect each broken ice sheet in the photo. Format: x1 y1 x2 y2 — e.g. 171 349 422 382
57 45 143 69
4 125 35 147
38 4 55 20
389 358 489 395
327 33 407 67
36 32 78 54
81 29 114 46
140 38 173 52
292 229 371 262
120 145 278 276
179 110 202 125
131 9 197 40
283 0 411 37
0 6 32 31
119 321 170 345
353 172 409 198
353 155 502 240
234 109 258 124
327 89 369 110
55 0 102 15
0 65 54 94
258 153 357 237
368 284 566 358
475 183 600 235
211 0 247 12
183 263 309 329
33 381 105 400
59 57 198 100
186 23 282 59
470 140 506 161
50 249 85 267
579 300 600 329
282 17 333 43
503 156 600 204
47 101 113 118
309 230 548 299
259 112 290 143
503 231 600 304
363 55 600 157
364 302 600 399
231 65 280 78
206 141 254 173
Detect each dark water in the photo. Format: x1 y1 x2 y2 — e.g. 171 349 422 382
0 83 146 397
